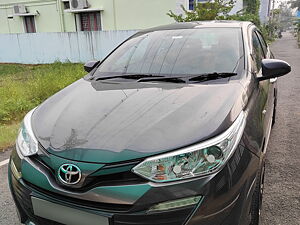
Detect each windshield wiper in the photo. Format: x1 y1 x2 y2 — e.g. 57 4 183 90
92 72 236 83
94 74 164 81
138 76 186 83
138 72 236 83
189 72 237 82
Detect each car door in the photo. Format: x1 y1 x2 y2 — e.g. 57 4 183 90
256 30 276 152
251 29 274 154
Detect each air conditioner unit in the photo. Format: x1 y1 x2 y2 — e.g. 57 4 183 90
13 5 27 14
69 0 88 10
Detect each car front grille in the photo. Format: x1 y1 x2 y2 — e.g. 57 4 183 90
36 145 146 191
11 170 194 225
25 180 133 212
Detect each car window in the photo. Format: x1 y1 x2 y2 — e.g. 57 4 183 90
95 28 244 77
252 31 265 71
256 31 268 56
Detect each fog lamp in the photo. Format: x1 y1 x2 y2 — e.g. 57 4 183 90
148 196 202 212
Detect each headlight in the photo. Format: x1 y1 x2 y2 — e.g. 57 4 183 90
16 108 38 157
132 111 246 182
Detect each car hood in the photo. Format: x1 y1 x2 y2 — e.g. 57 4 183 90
32 79 247 163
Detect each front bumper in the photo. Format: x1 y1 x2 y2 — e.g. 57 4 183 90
9 170 195 225
9 143 259 225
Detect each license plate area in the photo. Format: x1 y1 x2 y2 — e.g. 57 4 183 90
31 197 109 225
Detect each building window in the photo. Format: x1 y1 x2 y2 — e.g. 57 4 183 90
78 12 101 31
189 0 194 10
189 0 208 10
63 1 70 10
24 16 36 33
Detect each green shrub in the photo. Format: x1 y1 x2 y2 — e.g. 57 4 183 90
0 64 32 78
0 62 85 124
0 123 19 151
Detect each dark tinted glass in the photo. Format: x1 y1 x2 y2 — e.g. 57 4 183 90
96 28 243 77
252 32 265 71
256 31 268 56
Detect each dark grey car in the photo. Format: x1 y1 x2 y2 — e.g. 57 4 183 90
9 21 291 225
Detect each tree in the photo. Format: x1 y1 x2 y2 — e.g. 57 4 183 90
244 0 260 14
167 0 261 26
166 0 277 41
288 1 300 46
167 0 235 22
289 0 300 9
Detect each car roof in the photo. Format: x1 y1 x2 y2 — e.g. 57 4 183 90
134 21 253 36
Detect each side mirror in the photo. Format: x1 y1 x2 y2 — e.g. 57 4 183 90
84 60 100 73
260 59 291 81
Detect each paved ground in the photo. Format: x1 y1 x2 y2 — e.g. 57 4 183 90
260 33 300 225
0 33 299 225
0 147 19 225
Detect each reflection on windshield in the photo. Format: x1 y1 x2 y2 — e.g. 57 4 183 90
95 28 243 77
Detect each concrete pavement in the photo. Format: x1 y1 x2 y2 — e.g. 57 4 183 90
260 33 300 225
0 153 19 225
0 32 299 225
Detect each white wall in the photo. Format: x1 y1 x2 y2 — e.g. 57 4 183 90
0 30 138 64
260 0 271 23
230 0 244 14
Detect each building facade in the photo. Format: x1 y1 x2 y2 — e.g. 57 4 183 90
0 0 181 33
0 0 246 34
0 0 268 34
260 0 272 23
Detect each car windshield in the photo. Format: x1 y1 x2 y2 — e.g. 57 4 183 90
94 28 244 78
